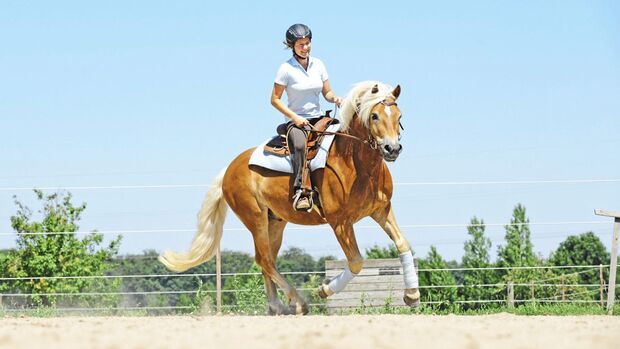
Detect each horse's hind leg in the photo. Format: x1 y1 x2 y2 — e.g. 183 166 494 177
236 205 307 315
372 205 420 307
253 221 308 315
263 217 289 315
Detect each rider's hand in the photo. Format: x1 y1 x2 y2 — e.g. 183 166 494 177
292 115 310 127
334 96 343 108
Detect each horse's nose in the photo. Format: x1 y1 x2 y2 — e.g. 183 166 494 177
384 143 402 155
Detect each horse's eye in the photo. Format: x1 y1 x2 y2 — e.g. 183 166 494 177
371 113 379 121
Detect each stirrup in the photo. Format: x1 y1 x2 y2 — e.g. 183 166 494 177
292 190 313 212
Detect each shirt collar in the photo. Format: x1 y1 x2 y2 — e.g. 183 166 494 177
288 56 313 69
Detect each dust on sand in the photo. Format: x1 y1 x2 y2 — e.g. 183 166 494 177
1 314 619 349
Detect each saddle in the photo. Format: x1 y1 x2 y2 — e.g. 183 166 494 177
263 112 339 213
264 111 339 160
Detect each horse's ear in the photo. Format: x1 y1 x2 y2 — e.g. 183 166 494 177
392 85 401 100
371 84 379 94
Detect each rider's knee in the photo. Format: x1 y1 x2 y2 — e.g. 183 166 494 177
288 129 307 152
292 142 305 153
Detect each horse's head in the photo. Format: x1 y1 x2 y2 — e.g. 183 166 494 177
340 81 405 162
366 84 403 162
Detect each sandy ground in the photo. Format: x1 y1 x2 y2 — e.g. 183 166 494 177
0 314 618 349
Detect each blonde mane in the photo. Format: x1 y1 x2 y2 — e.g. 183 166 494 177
339 81 395 132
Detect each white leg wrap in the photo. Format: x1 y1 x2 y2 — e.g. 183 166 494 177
400 251 419 288
327 266 356 294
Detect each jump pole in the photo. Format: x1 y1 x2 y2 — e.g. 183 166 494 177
594 209 619 315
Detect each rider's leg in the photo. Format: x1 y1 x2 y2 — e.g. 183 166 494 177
287 125 310 210
287 125 306 190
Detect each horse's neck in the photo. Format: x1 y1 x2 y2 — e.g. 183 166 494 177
337 118 384 174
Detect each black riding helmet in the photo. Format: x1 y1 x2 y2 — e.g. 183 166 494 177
285 23 312 48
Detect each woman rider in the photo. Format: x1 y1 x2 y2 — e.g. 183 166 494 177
270 23 342 211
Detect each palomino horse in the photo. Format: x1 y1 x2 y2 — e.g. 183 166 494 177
160 81 420 315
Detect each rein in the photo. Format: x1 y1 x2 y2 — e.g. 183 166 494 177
308 126 379 149
308 99 402 150
307 104 379 149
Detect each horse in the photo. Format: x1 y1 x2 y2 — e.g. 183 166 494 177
159 81 420 315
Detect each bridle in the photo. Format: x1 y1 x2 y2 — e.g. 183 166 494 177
380 99 405 132
309 98 404 150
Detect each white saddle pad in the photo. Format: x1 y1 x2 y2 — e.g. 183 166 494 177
249 123 341 173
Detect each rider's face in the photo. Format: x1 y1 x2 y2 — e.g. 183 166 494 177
293 38 311 58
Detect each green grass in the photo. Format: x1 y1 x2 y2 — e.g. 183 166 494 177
504 303 617 316
338 302 620 316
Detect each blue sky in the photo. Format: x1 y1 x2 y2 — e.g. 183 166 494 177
1 1 619 262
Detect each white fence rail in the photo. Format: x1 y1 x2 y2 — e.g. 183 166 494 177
0 264 616 314
0 220 611 236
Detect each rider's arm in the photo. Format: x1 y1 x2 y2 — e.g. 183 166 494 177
321 79 342 107
271 83 309 127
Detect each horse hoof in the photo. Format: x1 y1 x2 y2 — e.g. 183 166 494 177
403 288 421 308
318 284 334 298
403 296 420 308
287 301 309 315
268 303 289 316
297 302 309 315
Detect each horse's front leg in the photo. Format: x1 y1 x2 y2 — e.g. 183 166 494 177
372 205 421 307
318 223 363 298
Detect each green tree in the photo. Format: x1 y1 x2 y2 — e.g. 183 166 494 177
496 204 549 302
497 204 536 268
417 246 459 307
115 249 254 311
460 217 499 307
365 244 399 259
1 190 121 308
549 232 610 289
316 255 336 272
114 250 183 310
0 249 9 293
114 249 334 313
277 247 318 285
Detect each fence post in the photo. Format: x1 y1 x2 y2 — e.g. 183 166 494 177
561 274 566 301
599 264 605 307
507 282 514 308
216 246 222 315
594 209 619 315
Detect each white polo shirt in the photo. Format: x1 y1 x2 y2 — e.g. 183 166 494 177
274 56 329 119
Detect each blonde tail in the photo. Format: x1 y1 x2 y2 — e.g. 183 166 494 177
159 168 228 272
